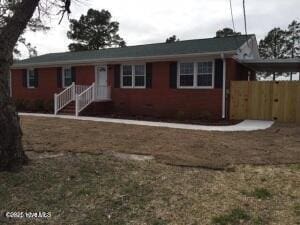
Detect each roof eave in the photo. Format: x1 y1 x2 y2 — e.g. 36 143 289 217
11 50 237 69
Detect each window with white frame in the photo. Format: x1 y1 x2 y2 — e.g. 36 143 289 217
27 69 35 88
121 64 145 88
179 62 194 87
178 61 214 88
197 61 213 87
63 67 72 87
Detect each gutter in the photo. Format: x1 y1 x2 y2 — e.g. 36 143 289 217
11 50 237 69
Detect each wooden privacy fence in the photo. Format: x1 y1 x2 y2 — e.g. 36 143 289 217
230 81 300 123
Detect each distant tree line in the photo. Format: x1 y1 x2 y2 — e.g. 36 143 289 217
258 20 300 80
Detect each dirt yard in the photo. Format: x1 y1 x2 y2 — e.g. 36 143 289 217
21 116 300 169
0 152 299 225
0 116 299 224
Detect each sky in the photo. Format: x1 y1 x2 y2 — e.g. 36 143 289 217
21 0 300 58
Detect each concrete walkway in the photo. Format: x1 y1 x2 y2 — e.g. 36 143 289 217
19 113 274 132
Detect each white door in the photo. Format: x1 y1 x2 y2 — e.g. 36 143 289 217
95 65 108 99
96 65 107 86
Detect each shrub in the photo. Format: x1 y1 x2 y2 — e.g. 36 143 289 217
14 98 54 113
45 100 54 113
32 99 45 112
14 99 30 112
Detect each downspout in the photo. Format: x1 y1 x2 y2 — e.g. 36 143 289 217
221 53 226 119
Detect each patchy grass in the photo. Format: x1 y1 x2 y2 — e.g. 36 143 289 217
289 164 300 171
211 208 250 225
0 152 299 225
20 116 300 169
294 203 300 217
251 188 273 200
1 116 298 224
241 188 272 200
252 216 265 225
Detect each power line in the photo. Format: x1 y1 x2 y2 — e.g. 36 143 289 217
228 0 240 51
229 0 236 32
242 0 247 35
242 0 250 47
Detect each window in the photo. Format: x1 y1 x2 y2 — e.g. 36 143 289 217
197 62 213 87
27 69 35 88
63 67 72 87
122 65 132 87
178 61 214 88
179 63 194 87
121 64 145 88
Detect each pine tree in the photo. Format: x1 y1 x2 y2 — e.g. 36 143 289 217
285 20 300 80
258 28 287 80
67 9 126 51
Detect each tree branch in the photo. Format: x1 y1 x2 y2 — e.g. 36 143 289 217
0 0 40 61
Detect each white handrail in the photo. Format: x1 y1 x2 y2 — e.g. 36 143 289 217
75 85 90 94
54 82 75 115
76 83 95 116
54 83 91 115
55 82 111 116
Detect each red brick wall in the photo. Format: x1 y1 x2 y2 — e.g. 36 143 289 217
75 66 95 85
226 58 256 88
109 62 223 119
11 67 61 101
11 66 95 101
11 60 251 119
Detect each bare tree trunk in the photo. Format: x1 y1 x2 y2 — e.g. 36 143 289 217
0 58 27 171
0 0 40 171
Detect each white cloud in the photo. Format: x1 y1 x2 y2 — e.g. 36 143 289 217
22 0 300 57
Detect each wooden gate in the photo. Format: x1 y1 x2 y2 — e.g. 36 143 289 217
230 81 300 123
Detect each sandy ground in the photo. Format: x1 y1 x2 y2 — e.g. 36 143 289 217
20 116 300 169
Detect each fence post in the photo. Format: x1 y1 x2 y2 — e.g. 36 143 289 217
54 93 57 115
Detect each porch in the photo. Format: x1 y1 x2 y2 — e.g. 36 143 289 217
54 82 111 116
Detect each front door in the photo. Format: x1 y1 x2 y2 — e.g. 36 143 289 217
96 65 107 86
95 65 108 100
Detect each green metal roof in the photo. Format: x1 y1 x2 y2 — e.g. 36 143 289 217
13 35 254 67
